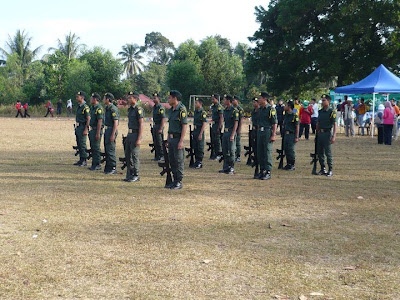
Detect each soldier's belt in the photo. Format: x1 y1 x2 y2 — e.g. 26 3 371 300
128 129 139 133
285 131 294 134
76 123 86 127
224 128 233 132
320 129 331 133
252 125 259 130
168 133 181 139
258 126 271 132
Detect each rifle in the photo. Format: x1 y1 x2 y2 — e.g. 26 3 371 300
158 140 173 188
119 135 127 170
276 130 286 169
185 125 195 167
250 129 259 178
244 125 253 166
310 132 319 175
206 123 214 158
149 124 156 158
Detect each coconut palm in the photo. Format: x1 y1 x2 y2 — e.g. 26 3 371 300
118 44 145 77
0 29 42 70
48 32 85 61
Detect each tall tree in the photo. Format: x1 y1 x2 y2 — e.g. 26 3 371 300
118 43 145 77
48 32 85 61
0 29 42 80
141 32 175 65
249 0 400 95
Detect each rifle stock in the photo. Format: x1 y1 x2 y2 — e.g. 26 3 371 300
185 125 195 167
244 125 252 166
276 131 285 169
158 140 173 187
119 135 127 170
206 123 214 157
310 132 319 175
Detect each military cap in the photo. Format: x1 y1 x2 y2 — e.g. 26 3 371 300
168 90 182 100
223 94 233 101
259 92 270 99
195 97 204 104
321 94 331 101
252 97 258 102
287 100 295 110
127 91 140 98
233 95 240 101
91 93 101 100
104 92 114 100
77 91 87 99
211 93 220 100
153 92 159 97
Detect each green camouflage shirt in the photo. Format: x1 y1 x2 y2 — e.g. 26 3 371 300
318 107 336 129
104 103 119 127
168 102 188 134
76 102 90 124
194 107 207 128
283 111 299 133
89 104 104 128
258 105 278 128
153 103 166 125
211 103 223 123
128 105 144 130
223 106 239 130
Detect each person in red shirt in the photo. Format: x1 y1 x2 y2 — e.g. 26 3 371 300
44 100 54 117
23 103 30 118
299 100 313 140
15 101 23 118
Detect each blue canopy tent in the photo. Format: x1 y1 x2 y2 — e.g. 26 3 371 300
335 64 400 137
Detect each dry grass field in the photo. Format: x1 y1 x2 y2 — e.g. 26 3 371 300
1 117 400 299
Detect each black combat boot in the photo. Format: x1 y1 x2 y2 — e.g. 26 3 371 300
317 167 327 175
73 160 82 166
79 160 87 167
260 170 271 180
195 161 203 169
170 181 183 190
326 168 333 177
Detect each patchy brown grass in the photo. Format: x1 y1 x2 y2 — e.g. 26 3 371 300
0 117 400 299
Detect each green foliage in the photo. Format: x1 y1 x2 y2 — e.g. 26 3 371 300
0 53 25 104
250 0 400 96
167 60 204 106
23 60 45 104
48 32 85 61
80 47 124 95
141 32 175 65
43 51 69 100
63 59 92 100
118 44 145 77
131 62 168 96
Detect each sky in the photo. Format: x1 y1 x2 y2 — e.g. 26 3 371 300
0 0 268 58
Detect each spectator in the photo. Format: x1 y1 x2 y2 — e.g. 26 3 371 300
357 98 367 135
343 97 355 137
15 101 23 118
299 100 313 140
374 104 385 144
56 99 62 116
390 98 400 140
67 99 73 117
276 99 285 136
23 102 30 118
336 99 344 130
310 98 319 134
294 98 301 115
383 101 395 145
44 100 54 117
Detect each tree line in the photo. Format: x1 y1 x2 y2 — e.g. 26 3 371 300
1 0 399 108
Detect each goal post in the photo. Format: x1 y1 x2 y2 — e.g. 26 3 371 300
188 95 221 111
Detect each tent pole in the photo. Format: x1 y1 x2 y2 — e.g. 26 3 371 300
371 93 376 138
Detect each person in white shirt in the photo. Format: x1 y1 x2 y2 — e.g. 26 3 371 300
310 98 319 134
67 99 73 117
344 97 355 137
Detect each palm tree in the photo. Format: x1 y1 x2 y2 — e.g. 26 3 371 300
48 32 85 61
0 29 42 71
118 44 145 77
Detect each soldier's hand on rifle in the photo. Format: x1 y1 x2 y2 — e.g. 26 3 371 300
178 141 184 150
270 134 276 142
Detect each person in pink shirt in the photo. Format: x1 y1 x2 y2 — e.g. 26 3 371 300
383 101 395 145
299 100 313 140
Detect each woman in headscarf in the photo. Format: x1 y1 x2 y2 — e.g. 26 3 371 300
375 104 385 144
383 101 395 145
